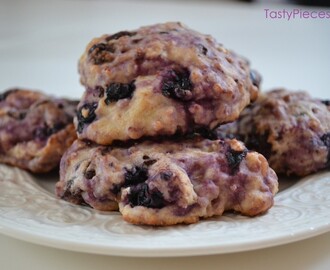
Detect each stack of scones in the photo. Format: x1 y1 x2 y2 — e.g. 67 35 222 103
55 22 279 226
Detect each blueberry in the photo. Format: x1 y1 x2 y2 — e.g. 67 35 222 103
34 122 65 140
124 166 148 187
128 183 166 209
105 31 136 41
161 69 193 101
321 133 330 163
104 82 135 104
321 100 330 106
88 43 116 65
225 147 247 174
111 184 121 195
95 86 105 98
321 133 330 147
88 43 114 54
77 103 98 133
60 179 85 204
199 45 208 55
85 169 96 180
215 127 241 140
250 70 262 88
246 132 272 159
34 126 50 140
192 127 217 140
52 122 66 133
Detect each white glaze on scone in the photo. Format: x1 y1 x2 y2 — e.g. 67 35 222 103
76 22 260 144
56 138 278 226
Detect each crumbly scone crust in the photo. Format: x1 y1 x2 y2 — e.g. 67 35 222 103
216 89 330 176
56 138 278 226
0 88 78 173
76 22 260 145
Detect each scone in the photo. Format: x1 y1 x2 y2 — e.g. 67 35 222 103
76 22 260 145
56 138 278 226
216 89 330 176
0 88 78 173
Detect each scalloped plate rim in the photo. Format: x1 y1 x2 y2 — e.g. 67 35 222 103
0 218 330 257
0 165 329 257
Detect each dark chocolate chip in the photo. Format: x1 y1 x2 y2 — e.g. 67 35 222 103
106 31 136 41
250 70 262 88
161 69 193 101
226 148 247 174
124 166 148 187
104 82 135 104
77 103 98 133
128 183 166 209
85 169 96 180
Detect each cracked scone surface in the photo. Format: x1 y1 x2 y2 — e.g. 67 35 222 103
216 89 330 176
0 88 78 173
56 138 278 226
76 22 260 144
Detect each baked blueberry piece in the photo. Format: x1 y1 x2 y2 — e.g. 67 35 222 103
56 138 278 226
0 88 78 173
216 89 330 176
76 22 260 145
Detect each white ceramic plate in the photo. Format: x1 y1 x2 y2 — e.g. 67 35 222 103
0 164 329 257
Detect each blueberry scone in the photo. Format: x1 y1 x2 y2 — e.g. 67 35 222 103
0 88 78 173
56 138 278 226
76 22 260 145
216 89 330 176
